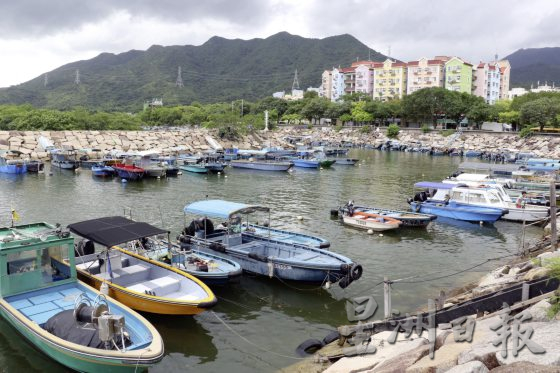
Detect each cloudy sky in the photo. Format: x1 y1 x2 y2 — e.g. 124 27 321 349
1 0 559 87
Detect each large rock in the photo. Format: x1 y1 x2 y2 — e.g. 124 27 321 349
523 267 550 281
527 300 553 322
373 344 431 373
446 361 489 373
406 340 469 373
489 361 560 372
496 321 560 366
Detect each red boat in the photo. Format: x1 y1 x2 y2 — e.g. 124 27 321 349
113 163 145 180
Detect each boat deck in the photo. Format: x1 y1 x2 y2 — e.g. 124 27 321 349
243 225 328 248
6 284 80 325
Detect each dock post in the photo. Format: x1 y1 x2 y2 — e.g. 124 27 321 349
384 276 392 319
521 282 530 302
551 179 558 249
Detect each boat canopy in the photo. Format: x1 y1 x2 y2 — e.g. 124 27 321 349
414 182 455 190
184 200 270 219
68 216 168 247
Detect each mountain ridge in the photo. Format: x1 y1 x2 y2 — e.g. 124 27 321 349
0 32 386 111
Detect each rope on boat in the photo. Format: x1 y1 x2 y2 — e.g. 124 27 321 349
210 311 306 360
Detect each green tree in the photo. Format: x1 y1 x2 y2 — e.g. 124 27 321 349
300 98 329 124
519 98 560 131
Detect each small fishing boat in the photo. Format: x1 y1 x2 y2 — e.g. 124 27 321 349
180 155 225 174
26 160 44 173
230 160 293 171
51 149 80 169
240 223 331 249
292 158 335 169
334 158 359 165
0 222 164 372
464 150 483 158
0 150 27 174
408 182 507 223
155 156 180 176
133 238 242 286
113 164 145 181
337 203 437 228
65 216 217 315
91 163 115 177
78 149 105 169
180 163 211 174
182 200 362 288
342 210 402 231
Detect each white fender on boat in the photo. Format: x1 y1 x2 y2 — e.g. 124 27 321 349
367 229 374 235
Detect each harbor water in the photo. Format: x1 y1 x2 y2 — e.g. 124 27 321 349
0 150 543 372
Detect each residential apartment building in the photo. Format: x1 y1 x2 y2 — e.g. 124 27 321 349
473 62 501 104
341 67 356 95
497 60 511 100
372 59 407 101
444 57 473 93
320 70 332 99
406 57 446 94
352 61 375 95
330 68 345 102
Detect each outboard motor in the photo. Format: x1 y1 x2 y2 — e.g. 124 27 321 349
75 239 95 257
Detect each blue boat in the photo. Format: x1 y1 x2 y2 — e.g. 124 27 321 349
91 163 115 177
142 239 242 285
182 200 362 288
292 159 336 169
409 182 507 223
0 151 27 174
230 160 293 171
0 222 163 372
524 158 560 172
465 150 483 157
241 223 331 249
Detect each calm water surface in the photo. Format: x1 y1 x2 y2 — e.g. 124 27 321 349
0 150 541 372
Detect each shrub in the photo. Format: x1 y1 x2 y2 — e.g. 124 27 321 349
386 124 400 138
519 127 534 138
359 125 372 134
421 124 432 133
335 124 343 132
440 129 455 137
546 258 560 318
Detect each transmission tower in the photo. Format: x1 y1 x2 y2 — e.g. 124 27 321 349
291 69 300 91
176 66 184 88
74 69 80 85
44 73 48 87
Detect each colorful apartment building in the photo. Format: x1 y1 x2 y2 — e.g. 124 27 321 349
320 70 332 99
444 57 473 93
406 57 446 94
352 61 375 95
497 60 511 100
330 68 345 102
341 67 356 95
372 59 407 101
473 62 501 104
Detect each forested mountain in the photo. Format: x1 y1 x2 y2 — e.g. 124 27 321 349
506 47 560 87
0 32 385 111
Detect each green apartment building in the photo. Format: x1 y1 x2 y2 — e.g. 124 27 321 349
444 57 473 93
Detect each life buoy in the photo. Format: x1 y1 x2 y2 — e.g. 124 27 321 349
295 338 324 356
350 264 363 281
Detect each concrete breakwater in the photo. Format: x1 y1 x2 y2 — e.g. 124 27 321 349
0 127 559 160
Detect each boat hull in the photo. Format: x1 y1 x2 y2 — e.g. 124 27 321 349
26 161 44 173
180 165 209 174
0 164 27 174
230 160 293 171
410 201 504 223
51 160 79 170
334 158 358 165
0 282 163 373
342 215 400 231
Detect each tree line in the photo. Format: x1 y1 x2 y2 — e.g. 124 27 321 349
1 89 559 137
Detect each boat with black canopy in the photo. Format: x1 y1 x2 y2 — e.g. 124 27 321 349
57 216 217 315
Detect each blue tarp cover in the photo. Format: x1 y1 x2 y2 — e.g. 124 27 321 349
414 181 455 190
184 200 270 218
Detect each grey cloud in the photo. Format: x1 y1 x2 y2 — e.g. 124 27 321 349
0 0 269 37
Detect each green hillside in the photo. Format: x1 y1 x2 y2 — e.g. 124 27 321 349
506 47 560 87
0 32 385 111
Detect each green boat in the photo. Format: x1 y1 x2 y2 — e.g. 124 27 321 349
0 223 164 372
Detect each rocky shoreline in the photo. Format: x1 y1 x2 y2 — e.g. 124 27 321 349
283 237 560 373
0 127 559 160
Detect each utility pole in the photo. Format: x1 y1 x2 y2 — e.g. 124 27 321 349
383 276 392 319
551 178 558 249
74 69 80 85
175 66 184 88
292 69 300 91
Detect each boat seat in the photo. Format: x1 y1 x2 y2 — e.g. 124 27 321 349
112 264 150 285
164 291 200 301
97 271 121 281
127 276 181 297
76 260 100 273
